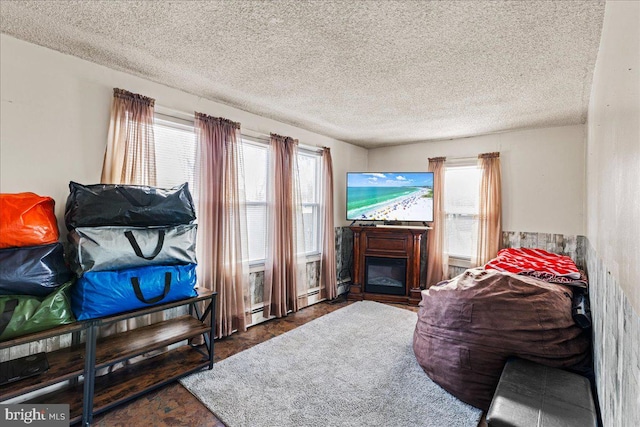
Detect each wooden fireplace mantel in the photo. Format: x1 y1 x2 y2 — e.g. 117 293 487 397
348 226 428 305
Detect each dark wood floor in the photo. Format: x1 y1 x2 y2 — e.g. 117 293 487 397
91 298 486 427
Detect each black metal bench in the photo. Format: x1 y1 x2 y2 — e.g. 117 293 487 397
486 358 598 427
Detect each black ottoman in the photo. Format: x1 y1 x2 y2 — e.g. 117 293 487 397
487 358 597 427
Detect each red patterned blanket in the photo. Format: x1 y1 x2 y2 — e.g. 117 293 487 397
485 248 586 287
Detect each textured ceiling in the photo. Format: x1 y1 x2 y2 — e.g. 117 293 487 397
0 1 605 148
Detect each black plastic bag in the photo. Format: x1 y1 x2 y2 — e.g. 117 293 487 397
64 181 196 230
0 243 73 297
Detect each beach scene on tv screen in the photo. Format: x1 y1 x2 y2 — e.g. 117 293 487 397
347 172 434 221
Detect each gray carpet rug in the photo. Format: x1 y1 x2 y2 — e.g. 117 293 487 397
180 300 482 427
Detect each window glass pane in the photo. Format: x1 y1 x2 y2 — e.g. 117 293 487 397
298 150 321 255
444 166 480 214
154 119 197 193
444 165 481 259
302 205 318 254
446 214 478 259
242 140 269 263
246 203 267 262
242 142 268 202
297 152 318 203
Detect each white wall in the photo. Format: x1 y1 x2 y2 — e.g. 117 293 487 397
0 35 368 231
586 0 640 313
584 4 640 424
368 125 586 235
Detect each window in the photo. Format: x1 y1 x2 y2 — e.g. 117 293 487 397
153 112 323 267
297 148 322 256
242 140 323 265
153 116 197 195
444 163 481 261
242 139 269 264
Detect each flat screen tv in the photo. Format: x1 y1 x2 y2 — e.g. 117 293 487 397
346 172 434 222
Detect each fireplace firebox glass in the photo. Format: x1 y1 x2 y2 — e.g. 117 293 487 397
364 256 407 296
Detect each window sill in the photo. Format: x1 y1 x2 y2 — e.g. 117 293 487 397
447 256 473 269
248 263 265 274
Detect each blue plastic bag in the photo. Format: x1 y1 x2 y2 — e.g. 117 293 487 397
71 264 197 320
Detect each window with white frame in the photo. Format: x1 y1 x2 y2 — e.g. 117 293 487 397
153 116 197 195
242 141 322 265
444 162 481 261
297 148 322 256
242 139 269 264
153 112 323 266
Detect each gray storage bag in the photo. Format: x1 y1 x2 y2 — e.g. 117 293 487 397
68 224 197 275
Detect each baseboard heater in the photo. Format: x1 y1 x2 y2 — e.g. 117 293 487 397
250 289 323 315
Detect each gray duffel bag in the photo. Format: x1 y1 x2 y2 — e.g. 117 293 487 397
68 224 197 275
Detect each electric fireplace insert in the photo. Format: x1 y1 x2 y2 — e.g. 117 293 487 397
364 256 407 296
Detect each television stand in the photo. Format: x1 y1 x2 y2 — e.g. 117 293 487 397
349 226 427 305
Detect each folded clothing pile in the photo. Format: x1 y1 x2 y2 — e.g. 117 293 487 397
65 182 199 320
0 193 75 340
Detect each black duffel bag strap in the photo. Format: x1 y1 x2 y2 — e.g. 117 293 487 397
124 230 165 260
131 273 171 305
0 299 19 336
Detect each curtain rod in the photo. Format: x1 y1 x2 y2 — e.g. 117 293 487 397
445 156 478 164
155 105 324 152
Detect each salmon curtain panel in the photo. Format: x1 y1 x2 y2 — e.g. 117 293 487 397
474 152 502 266
100 88 157 185
320 147 337 300
195 113 251 338
426 157 447 287
263 133 307 318
98 88 160 349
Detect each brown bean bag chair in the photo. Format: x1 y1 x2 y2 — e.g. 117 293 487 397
413 268 590 410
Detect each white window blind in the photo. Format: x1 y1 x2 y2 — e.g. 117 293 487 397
242 141 323 265
242 139 269 264
153 117 197 197
444 164 481 259
297 148 322 256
